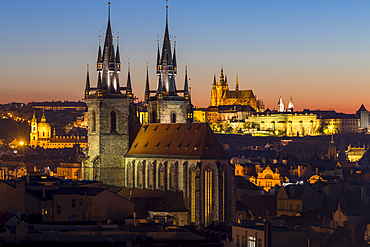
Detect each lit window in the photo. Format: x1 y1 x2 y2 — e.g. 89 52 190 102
248 236 256 247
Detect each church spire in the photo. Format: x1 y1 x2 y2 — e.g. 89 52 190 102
97 33 102 68
101 2 114 93
116 34 120 68
213 74 216 86
157 73 163 99
145 63 150 101
85 62 91 98
236 74 239 91
126 60 132 98
219 66 224 85
173 39 177 74
184 66 189 100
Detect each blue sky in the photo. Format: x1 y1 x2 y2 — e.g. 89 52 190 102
1 0 370 112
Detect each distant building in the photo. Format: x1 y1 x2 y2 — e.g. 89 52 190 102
210 68 264 111
30 111 87 149
356 104 369 130
28 101 86 111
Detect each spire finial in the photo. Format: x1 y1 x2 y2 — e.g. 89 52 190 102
99 31 101 46
108 2 111 21
117 32 119 46
166 0 168 24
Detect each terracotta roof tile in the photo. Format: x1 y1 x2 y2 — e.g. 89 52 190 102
127 123 228 159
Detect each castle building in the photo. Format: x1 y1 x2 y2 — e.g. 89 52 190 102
82 2 235 226
30 111 87 149
144 3 190 124
210 68 264 112
356 104 369 130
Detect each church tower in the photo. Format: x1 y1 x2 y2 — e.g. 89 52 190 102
278 96 284 112
30 111 38 148
145 0 190 124
288 95 294 112
82 3 134 186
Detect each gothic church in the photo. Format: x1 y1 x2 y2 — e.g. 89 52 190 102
82 2 235 227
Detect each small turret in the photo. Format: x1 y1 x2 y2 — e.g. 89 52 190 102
156 37 161 73
145 63 150 102
85 63 91 98
157 73 163 99
173 40 177 75
288 95 294 112
225 74 228 89
278 96 284 112
97 34 102 71
126 61 132 98
184 66 189 100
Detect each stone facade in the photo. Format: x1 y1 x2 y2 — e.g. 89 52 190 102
148 99 188 124
82 95 130 186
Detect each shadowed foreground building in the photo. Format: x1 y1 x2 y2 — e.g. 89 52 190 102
82 2 235 226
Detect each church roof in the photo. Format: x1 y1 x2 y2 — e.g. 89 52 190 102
127 123 228 159
225 89 255 99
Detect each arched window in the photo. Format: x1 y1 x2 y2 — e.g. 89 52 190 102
92 111 96 132
205 167 213 226
190 168 196 223
43 132 45 137
171 113 176 123
110 111 116 133
33 136 36 140
219 169 226 222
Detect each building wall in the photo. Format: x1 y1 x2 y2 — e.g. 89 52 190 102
124 157 235 226
82 96 130 186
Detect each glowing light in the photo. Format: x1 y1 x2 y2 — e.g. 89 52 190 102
19 141 24 146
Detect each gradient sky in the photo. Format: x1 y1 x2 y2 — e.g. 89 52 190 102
1 0 370 113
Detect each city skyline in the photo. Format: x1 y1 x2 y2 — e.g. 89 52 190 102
1 0 370 113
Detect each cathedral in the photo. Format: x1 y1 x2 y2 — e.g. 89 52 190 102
82 2 235 227
210 67 265 112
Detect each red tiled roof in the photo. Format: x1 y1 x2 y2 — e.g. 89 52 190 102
127 123 228 159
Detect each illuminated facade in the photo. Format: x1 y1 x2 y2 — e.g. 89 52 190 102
248 166 283 192
246 110 360 136
30 111 87 149
210 68 264 111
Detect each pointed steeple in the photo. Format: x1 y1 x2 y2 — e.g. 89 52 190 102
126 60 132 98
288 95 294 112
101 2 113 92
161 0 172 65
184 66 189 100
145 63 150 101
97 34 103 70
116 35 120 68
173 40 177 74
157 73 163 99
156 36 161 73
213 74 216 87
278 95 284 112
225 74 228 89
168 73 176 95
236 74 239 91
85 63 91 98
219 66 224 85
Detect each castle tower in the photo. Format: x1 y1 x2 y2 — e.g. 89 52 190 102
146 0 190 124
82 2 134 186
30 111 38 148
211 74 217 106
356 104 369 130
288 95 294 112
278 96 284 112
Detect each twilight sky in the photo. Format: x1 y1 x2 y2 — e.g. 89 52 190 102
1 0 370 113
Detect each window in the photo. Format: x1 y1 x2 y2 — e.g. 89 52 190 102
57 205 61 214
92 111 96 132
71 199 76 208
205 167 213 226
248 236 256 247
236 234 240 247
191 169 196 223
110 111 117 133
171 113 176 123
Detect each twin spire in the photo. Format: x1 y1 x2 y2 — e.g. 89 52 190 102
85 2 132 98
